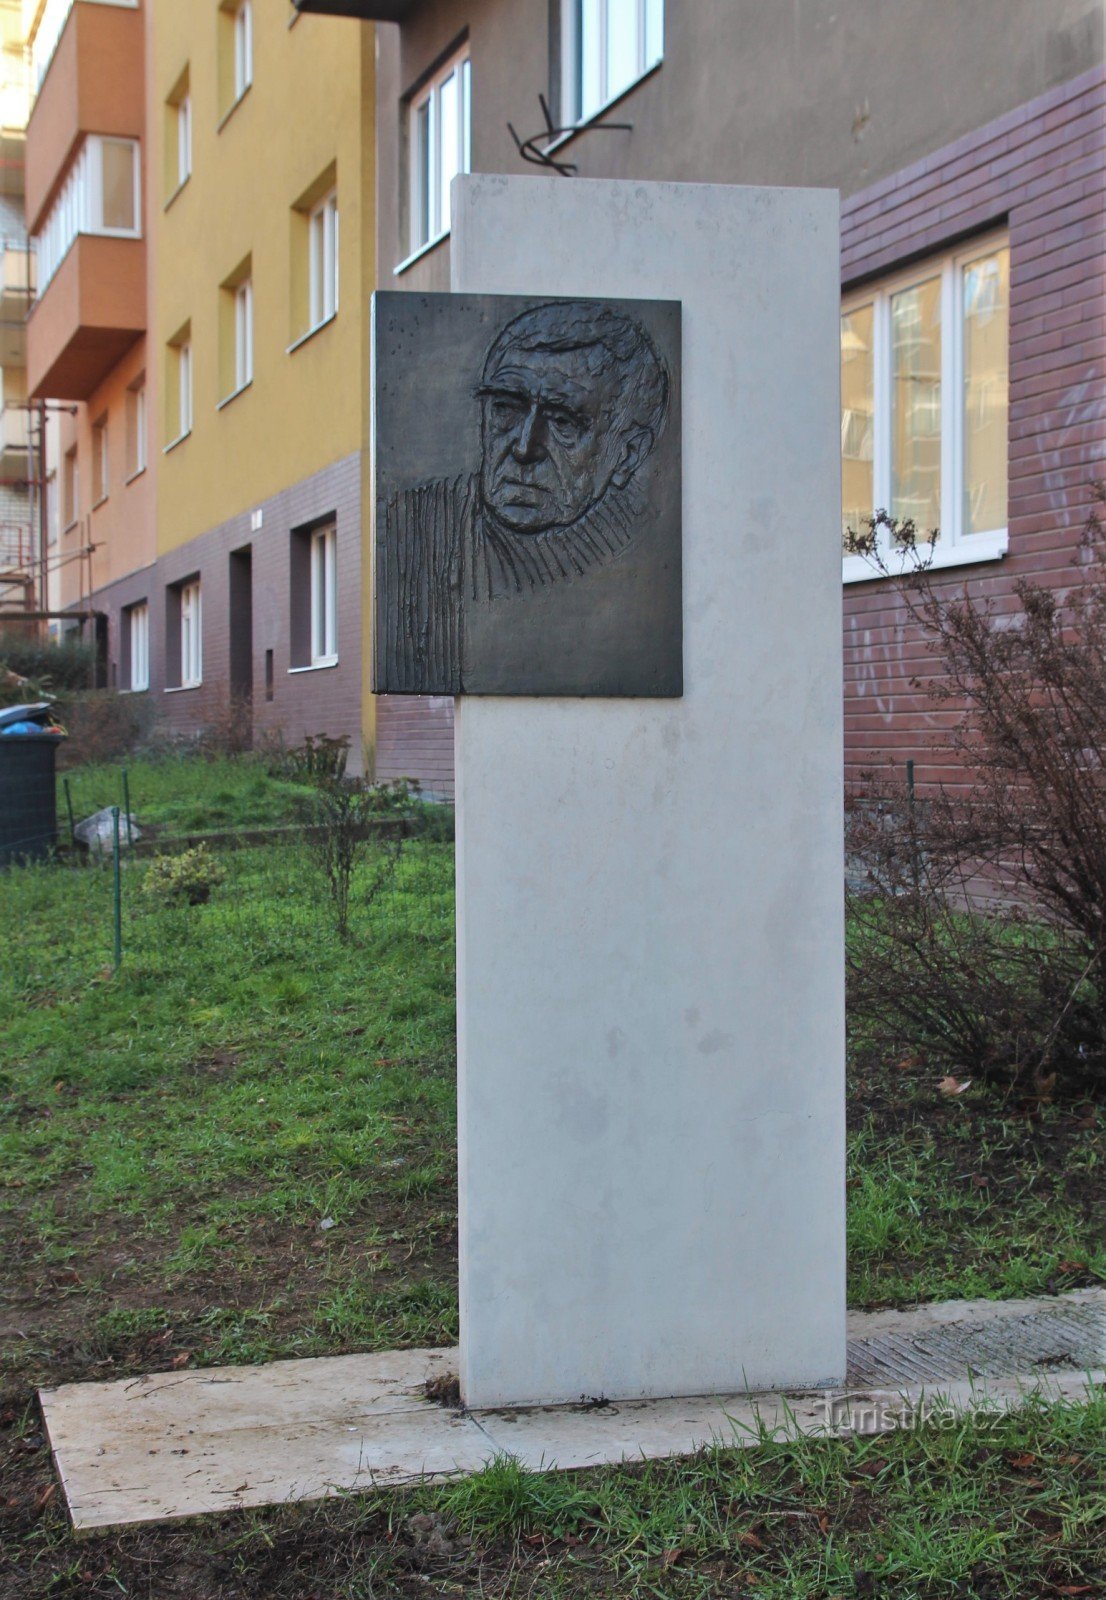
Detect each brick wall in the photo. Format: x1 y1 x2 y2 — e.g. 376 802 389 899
841 66 1106 796
374 693 455 801
81 451 367 769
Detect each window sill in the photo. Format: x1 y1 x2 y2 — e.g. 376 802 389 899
92 494 108 511
164 682 202 694
62 519 79 535
394 230 449 277
164 174 191 213
217 82 252 134
217 379 253 412
119 686 149 696
125 466 147 486
288 658 338 674
544 59 663 159
287 312 337 354
163 429 192 456
842 530 1009 585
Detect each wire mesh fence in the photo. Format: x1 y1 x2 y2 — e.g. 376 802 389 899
1 753 456 1000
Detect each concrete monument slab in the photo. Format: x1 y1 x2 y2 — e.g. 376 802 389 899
447 176 846 1408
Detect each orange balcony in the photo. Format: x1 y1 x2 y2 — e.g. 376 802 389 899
26 232 144 399
26 1 144 234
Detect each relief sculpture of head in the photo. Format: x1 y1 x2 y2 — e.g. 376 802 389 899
476 301 671 536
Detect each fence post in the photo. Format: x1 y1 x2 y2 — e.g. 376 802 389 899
112 806 122 970
121 767 133 850
63 776 76 850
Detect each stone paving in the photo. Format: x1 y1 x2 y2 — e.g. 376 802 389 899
40 1288 1106 1531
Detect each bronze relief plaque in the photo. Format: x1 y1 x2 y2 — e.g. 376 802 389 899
372 291 682 697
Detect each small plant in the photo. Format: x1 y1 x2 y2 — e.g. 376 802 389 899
141 843 226 907
273 732 351 784
303 777 412 940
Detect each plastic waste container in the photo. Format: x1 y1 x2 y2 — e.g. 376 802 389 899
0 703 66 865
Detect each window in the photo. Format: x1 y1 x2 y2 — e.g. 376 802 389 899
126 377 147 478
309 191 339 328
125 601 149 692
34 135 141 290
62 445 78 527
841 235 1009 579
219 259 253 399
409 46 471 253
310 524 338 665
166 69 192 195
91 415 108 504
179 579 202 686
235 278 253 389
166 327 192 444
219 0 253 117
234 0 253 99
289 518 338 667
562 0 664 125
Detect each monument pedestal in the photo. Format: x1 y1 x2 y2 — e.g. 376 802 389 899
452 176 845 1409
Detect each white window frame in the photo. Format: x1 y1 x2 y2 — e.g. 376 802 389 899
562 0 664 127
34 135 141 291
310 525 338 666
408 46 471 256
177 340 193 437
127 379 147 477
127 601 149 692
841 231 1010 584
179 579 202 687
233 0 253 101
309 190 339 329
235 278 254 390
176 93 192 188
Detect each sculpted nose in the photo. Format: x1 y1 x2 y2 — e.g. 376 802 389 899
512 404 547 463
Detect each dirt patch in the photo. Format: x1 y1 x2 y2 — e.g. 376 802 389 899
1 1180 458 1394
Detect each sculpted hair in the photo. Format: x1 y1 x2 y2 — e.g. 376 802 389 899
481 301 671 448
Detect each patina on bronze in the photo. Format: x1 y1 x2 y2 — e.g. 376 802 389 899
372 292 681 697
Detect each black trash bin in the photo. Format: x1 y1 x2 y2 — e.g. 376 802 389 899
0 704 66 866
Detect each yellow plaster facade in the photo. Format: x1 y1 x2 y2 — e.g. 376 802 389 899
153 4 374 554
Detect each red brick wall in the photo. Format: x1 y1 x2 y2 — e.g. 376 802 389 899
375 693 455 801
842 66 1106 797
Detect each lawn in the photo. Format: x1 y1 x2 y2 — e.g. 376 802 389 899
2 753 1105 1598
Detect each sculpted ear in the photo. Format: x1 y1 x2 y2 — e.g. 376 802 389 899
609 425 653 490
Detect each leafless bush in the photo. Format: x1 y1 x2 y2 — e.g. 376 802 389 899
846 487 1106 1094
302 775 415 941
55 691 154 769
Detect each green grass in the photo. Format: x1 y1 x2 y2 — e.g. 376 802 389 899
847 1118 1106 1306
3 752 1105 1598
409 1395 1106 1597
56 751 321 834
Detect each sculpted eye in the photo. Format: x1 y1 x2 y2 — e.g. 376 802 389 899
490 397 523 428
548 410 585 445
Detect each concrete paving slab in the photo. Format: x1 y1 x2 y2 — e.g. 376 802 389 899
40 1290 1106 1531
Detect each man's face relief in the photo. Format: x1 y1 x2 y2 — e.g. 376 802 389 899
478 342 649 534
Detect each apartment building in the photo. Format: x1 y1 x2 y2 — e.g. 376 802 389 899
299 0 1104 798
0 0 35 620
25 0 377 768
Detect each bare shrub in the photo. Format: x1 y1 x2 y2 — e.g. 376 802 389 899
846 486 1106 1095
55 691 154 769
302 774 415 941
